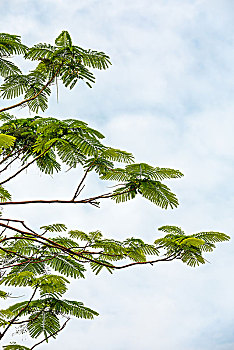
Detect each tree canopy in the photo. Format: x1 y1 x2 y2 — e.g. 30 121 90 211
0 31 229 350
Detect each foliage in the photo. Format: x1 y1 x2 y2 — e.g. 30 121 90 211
155 226 229 266
0 222 229 349
0 113 183 208
0 31 110 112
0 31 230 349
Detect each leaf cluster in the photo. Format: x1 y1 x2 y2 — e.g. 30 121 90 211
0 114 183 210
0 31 111 113
155 226 230 266
0 33 27 78
0 220 229 348
101 163 183 208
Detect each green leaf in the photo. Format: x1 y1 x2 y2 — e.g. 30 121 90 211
192 231 230 243
36 275 69 296
181 238 205 247
65 133 104 156
0 290 8 299
68 230 91 242
0 74 31 99
55 31 72 47
51 299 99 318
0 111 15 122
0 185 11 202
139 180 179 209
56 140 85 168
27 311 60 339
0 133 15 150
154 226 230 267
111 185 137 203
3 345 31 350
158 226 185 235
0 58 22 77
100 164 183 199
101 148 134 163
40 223 67 233
0 33 28 56
0 271 35 287
125 163 184 180
46 255 86 279
90 259 115 275
25 43 55 61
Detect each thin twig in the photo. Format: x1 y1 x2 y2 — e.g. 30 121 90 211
0 141 57 185
0 218 37 234
0 153 21 173
72 163 93 201
0 219 9 235
12 310 43 324
0 286 38 340
0 145 28 167
0 145 16 165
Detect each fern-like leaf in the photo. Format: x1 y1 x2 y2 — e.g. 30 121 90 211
3 345 31 350
40 223 67 233
27 311 60 339
55 31 72 47
46 256 86 279
0 133 15 150
0 185 11 202
0 290 8 299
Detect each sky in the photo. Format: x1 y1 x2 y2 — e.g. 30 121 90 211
1 0 234 349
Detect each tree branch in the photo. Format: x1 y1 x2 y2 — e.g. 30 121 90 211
0 189 129 205
0 221 177 275
0 217 38 234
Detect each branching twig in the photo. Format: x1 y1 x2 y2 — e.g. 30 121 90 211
0 221 176 275
72 163 94 201
0 218 38 234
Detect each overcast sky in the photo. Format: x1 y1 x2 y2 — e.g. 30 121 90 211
1 1 234 349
